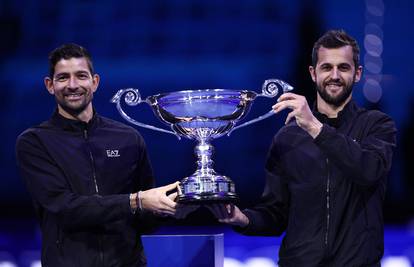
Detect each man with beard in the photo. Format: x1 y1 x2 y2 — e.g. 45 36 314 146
16 43 190 266
209 30 397 266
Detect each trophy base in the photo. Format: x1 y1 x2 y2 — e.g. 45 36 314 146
177 175 238 204
178 193 238 204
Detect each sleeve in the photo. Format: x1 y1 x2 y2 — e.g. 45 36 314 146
134 132 155 191
314 112 397 186
16 131 133 230
235 135 290 236
131 132 161 234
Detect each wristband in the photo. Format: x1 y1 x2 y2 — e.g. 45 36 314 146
129 193 137 214
137 191 143 210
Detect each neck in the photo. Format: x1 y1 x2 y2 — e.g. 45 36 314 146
57 104 93 123
316 94 351 118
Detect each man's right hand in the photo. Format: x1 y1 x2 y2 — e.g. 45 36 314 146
207 204 250 227
139 182 179 216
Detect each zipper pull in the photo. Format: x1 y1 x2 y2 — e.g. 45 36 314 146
83 129 88 139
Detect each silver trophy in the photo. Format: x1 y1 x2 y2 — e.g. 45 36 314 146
111 79 293 203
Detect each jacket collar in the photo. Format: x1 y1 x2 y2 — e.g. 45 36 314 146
313 100 359 128
50 109 99 132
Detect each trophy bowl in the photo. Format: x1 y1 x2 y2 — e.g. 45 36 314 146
111 79 293 203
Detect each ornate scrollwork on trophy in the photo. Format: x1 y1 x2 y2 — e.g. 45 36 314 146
262 79 293 98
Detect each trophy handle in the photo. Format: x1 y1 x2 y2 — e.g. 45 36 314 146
228 79 293 135
111 88 180 138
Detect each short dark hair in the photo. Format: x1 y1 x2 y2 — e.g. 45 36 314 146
311 30 360 68
48 43 94 78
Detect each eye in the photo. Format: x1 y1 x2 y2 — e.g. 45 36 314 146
339 64 351 71
55 75 68 82
77 73 90 79
320 65 331 71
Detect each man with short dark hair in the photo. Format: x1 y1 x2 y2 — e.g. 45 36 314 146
16 43 183 266
210 30 397 266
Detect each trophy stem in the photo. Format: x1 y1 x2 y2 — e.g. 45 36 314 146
177 137 237 203
194 138 215 177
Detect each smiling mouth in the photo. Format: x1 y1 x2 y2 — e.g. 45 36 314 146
64 93 84 100
325 83 343 89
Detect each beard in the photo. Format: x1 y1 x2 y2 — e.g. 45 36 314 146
55 88 94 117
316 78 355 107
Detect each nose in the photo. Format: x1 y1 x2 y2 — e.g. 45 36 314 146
67 76 79 89
330 68 339 80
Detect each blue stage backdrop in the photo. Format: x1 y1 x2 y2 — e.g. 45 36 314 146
1 0 413 226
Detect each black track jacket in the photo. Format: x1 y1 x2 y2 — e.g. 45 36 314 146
239 100 397 267
16 111 156 267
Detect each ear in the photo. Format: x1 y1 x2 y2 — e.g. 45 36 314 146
44 77 55 95
308 66 316 82
92 74 100 93
354 65 363 83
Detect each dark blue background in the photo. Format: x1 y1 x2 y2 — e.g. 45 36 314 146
1 0 413 225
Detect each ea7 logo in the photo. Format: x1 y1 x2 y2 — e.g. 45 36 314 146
106 150 120 158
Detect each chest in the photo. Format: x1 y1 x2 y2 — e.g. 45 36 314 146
39 130 140 195
279 116 371 190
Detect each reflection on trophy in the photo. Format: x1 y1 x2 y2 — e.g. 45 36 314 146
111 79 293 203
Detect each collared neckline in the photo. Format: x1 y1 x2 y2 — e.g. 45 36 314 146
313 100 358 128
50 109 99 132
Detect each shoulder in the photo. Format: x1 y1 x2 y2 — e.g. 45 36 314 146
366 109 394 122
357 108 396 132
351 101 392 122
97 115 146 143
16 121 54 156
98 115 139 132
16 120 51 145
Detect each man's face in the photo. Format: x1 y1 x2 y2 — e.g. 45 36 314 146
309 45 362 107
45 57 99 116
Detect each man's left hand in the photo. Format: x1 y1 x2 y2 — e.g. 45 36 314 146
166 192 199 219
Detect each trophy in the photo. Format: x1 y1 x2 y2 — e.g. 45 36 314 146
111 79 293 203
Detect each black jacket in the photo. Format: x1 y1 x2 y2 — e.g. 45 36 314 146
239 101 397 267
16 111 156 267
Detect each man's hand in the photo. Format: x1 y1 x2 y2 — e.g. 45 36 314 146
166 191 200 219
174 203 200 219
207 204 249 227
272 92 322 138
140 182 180 216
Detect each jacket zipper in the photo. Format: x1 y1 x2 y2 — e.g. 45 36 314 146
325 158 330 247
83 129 99 194
83 129 104 265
